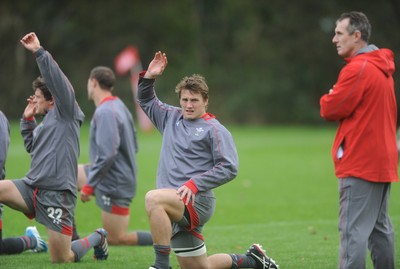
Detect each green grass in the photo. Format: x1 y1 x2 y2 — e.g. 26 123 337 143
2 123 400 268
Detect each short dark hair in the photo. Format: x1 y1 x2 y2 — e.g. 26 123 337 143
175 74 209 101
337 11 371 42
89 66 115 91
32 76 52 101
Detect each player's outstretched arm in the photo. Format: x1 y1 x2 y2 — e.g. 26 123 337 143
20 32 41 53
144 51 168 79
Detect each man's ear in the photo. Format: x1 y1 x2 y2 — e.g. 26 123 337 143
91 78 99 88
50 96 54 105
354 30 362 41
204 99 209 108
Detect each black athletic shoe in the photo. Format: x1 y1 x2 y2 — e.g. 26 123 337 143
246 243 279 269
93 228 108 261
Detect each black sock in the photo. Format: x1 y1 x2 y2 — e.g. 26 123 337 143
0 209 36 255
2 236 33 254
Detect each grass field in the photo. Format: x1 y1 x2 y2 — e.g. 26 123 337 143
1 122 399 268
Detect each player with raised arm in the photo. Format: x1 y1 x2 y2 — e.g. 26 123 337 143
0 32 108 263
138 51 279 269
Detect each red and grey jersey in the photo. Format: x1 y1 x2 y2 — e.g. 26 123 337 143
0 111 9 180
138 75 238 196
20 47 85 193
84 96 138 199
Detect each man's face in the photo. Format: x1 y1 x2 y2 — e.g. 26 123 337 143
34 89 53 115
332 18 359 58
180 89 208 120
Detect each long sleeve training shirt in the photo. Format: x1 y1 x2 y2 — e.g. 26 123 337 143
83 96 138 199
20 47 85 193
138 75 238 197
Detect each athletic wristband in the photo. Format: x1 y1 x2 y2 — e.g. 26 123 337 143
140 70 157 80
184 179 199 194
81 184 94 196
24 116 34 121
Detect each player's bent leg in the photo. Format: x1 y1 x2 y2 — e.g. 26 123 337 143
0 180 30 213
101 211 135 245
145 189 185 245
47 228 75 263
145 189 186 222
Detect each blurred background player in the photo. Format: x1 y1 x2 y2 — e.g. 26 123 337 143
75 66 152 247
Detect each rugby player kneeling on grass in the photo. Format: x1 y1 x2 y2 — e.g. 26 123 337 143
0 32 108 263
138 51 279 269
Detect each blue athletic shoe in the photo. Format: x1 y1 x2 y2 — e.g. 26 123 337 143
93 228 108 261
246 243 279 269
25 226 48 253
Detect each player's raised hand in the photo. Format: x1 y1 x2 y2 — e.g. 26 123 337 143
23 95 36 118
20 32 41 53
144 51 168 79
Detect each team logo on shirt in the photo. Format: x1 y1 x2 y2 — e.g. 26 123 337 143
194 127 204 136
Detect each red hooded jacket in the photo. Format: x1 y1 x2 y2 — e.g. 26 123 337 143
320 48 398 183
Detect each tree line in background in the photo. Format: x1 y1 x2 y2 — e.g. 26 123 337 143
1 0 400 125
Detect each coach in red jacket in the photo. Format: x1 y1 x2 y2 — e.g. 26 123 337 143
320 11 398 269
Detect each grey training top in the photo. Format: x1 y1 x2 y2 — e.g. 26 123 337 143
20 47 85 194
86 97 138 199
138 76 239 197
0 111 10 180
